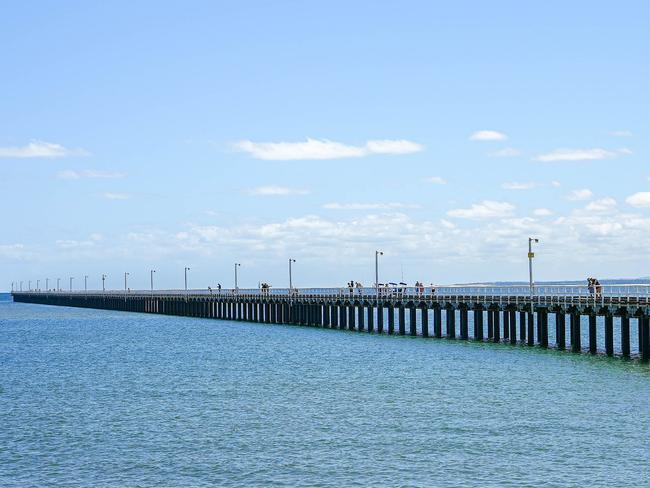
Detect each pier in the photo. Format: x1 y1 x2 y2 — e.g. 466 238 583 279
11 284 650 362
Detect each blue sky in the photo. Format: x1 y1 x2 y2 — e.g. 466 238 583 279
2 1 649 291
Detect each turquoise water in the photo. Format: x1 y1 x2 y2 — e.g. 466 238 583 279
1 295 650 487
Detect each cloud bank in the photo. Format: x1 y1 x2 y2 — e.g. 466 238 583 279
534 148 629 162
447 201 515 219
0 141 88 158
233 138 423 160
323 202 420 210
58 169 126 179
248 186 309 196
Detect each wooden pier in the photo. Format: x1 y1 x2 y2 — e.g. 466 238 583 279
11 285 650 362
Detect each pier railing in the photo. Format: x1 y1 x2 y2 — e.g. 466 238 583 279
16 284 650 306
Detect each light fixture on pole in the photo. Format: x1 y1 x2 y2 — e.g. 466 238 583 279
234 263 241 291
184 267 190 297
124 272 129 292
150 269 156 294
375 250 383 299
37 279 40 291
84 275 88 292
28 280 31 291
69 277 74 291
289 258 296 291
11 281 14 292
102 274 106 292
46 278 49 291
56 278 60 291
528 237 539 300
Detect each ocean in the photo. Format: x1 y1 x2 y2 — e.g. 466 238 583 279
1 293 649 487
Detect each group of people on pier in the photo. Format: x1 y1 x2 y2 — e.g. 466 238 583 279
587 277 603 298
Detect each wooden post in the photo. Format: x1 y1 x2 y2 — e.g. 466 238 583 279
605 314 614 357
460 307 468 340
474 307 483 340
398 305 406 335
434 307 442 338
446 306 456 338
409 306 417 336
556 312 565 351
588 314 597 354
421 306 429 337
621 314 630 358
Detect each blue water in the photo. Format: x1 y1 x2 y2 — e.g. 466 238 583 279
2 295 650 487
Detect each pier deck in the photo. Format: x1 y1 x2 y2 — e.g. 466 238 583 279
11 284 650 362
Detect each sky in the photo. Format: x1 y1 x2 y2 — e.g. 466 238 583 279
1 1 649 291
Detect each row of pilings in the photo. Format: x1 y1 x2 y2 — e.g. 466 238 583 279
12 293 650 362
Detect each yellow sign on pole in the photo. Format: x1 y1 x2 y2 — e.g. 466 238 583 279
528 252 535 258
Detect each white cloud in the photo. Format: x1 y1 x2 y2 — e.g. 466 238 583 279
248 185 309 196
447 200 515 219
0 243 32 260
55 239 96 249
12 205 650 276
609 130 632 137
567 189 594 201
585 198 617 212
502 182 537 190
57 169 126 180
0 140 88 158
626 192 650 208
323 202 420 210
534 148 628 162
469 130 507 141
365 139 423 155
533 208 554 216
424 176 447 184
102 192 130 200
440 219 456 229
233 138 423 160
490 147 521 157
551 180 561 188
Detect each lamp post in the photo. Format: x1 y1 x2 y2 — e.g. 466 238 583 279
528 237 539 300
28 280 31 291
375 250 383 299
11 281 14 292
69 277 74 291
150 269 156 295
37 279 40 291
20 281 23 291
124 272 129 292
46 278 49 291
184 267 190 297
289 258 296 291
84 275 88 292
56 278 60 292
234 263 241 291
102 274 106 292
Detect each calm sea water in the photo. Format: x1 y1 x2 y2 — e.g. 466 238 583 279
1 294 650 487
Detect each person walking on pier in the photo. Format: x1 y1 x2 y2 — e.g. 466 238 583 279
594 278 603 299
